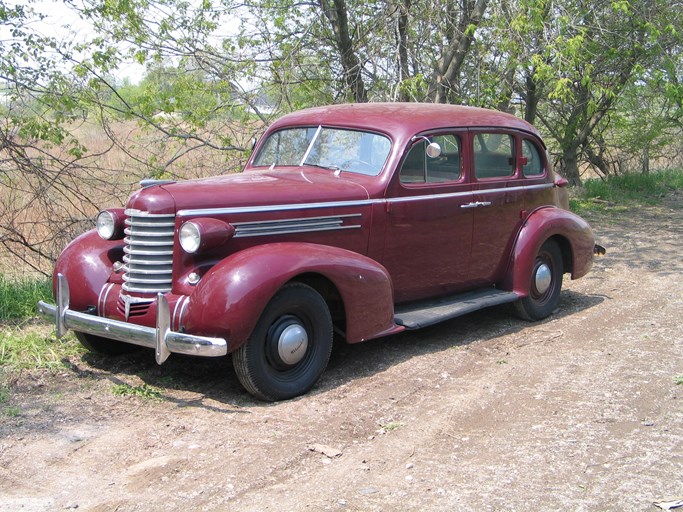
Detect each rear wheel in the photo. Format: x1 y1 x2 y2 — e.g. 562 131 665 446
514 239 564 321
233 282 333 401
75 332 139 355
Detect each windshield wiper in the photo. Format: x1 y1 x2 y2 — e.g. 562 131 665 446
302 162 341 172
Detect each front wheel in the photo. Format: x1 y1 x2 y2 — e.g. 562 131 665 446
514 239 564 321
75 332 139 355
233 282 334 401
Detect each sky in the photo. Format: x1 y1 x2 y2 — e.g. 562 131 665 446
7 0 146 84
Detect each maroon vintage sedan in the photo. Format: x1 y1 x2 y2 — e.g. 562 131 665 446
39 103 599 400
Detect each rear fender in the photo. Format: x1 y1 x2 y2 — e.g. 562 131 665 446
501 207 595 296
53 230 124 311
182 242 398 351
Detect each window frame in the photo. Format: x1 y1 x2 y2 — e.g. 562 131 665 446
520 138 546 178
471 131 517 181
398 132 465 187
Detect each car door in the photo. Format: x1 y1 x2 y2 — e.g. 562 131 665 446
468 130 526 285
382 133 474 303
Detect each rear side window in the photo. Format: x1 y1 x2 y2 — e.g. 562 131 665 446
473 133 514 179
522 139 544 176
400 134 462 184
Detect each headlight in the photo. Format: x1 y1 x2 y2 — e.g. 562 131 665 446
96 210 123 240
178 218 235 254
179 222 201 253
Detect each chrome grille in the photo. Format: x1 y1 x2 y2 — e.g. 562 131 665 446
122 209 175 293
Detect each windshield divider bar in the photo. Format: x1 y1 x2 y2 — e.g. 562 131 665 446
299 125 322 166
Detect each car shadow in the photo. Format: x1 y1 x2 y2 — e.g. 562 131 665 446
319 289 605 392
76 289 605 409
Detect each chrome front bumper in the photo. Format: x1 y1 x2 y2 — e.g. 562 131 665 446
37 274 228 364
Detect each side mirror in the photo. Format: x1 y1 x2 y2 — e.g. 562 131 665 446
426 142 442 159
411 135 442 158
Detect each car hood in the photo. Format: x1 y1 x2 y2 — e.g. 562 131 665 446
126 168 371 215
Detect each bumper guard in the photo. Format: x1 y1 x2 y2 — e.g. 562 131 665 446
37 274 228 364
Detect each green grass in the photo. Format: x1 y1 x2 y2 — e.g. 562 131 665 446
0 274 81 374
3 405 21 417
112 383 164 401
379 420 404 432
0 275 52 321
570 169 683 215
675 375 683 386
0 380 19 417
0 328 82 370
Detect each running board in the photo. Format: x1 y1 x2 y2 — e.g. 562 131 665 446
394 288 519 329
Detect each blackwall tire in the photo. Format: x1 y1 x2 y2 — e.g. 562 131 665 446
514 239 564 321
74 332 139 355
233 282 333 401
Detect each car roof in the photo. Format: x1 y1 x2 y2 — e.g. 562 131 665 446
268 103 542 141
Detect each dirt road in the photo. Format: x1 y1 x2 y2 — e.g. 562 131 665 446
1 196 682 511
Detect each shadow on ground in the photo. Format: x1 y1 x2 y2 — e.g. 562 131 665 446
72 288 605 409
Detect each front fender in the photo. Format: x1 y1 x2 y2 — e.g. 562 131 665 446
182 242 398 350
53 230 124 311
501 207 595 296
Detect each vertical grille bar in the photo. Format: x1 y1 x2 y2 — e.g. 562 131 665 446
122 209 175 293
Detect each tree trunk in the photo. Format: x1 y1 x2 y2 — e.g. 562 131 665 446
642 145 650 174
524 72 539 124
318 0 368 103
495 64 516 113
584 139 611 178
397 0 411 102
560 145 581 187
427 0 489 104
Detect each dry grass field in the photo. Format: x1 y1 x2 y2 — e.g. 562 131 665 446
0 119 252 277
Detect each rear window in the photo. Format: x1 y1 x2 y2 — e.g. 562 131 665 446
522 139 544 176
473 133 514 179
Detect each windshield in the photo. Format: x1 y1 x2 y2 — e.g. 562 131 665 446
253 126 392 176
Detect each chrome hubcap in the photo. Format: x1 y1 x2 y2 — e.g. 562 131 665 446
277 324 308 366
534 263 552 295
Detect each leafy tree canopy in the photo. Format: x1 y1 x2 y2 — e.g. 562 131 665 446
1 0 682 271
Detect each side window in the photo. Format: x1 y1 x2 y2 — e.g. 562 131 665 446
400 134 462 184
522 139 544 176
473 133 514 179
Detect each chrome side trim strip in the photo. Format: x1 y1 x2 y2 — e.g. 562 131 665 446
489 183 554 194
232 214 362 238
178 199 376 217
388 183 553 205
388 190 474 204
178 183 554 217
